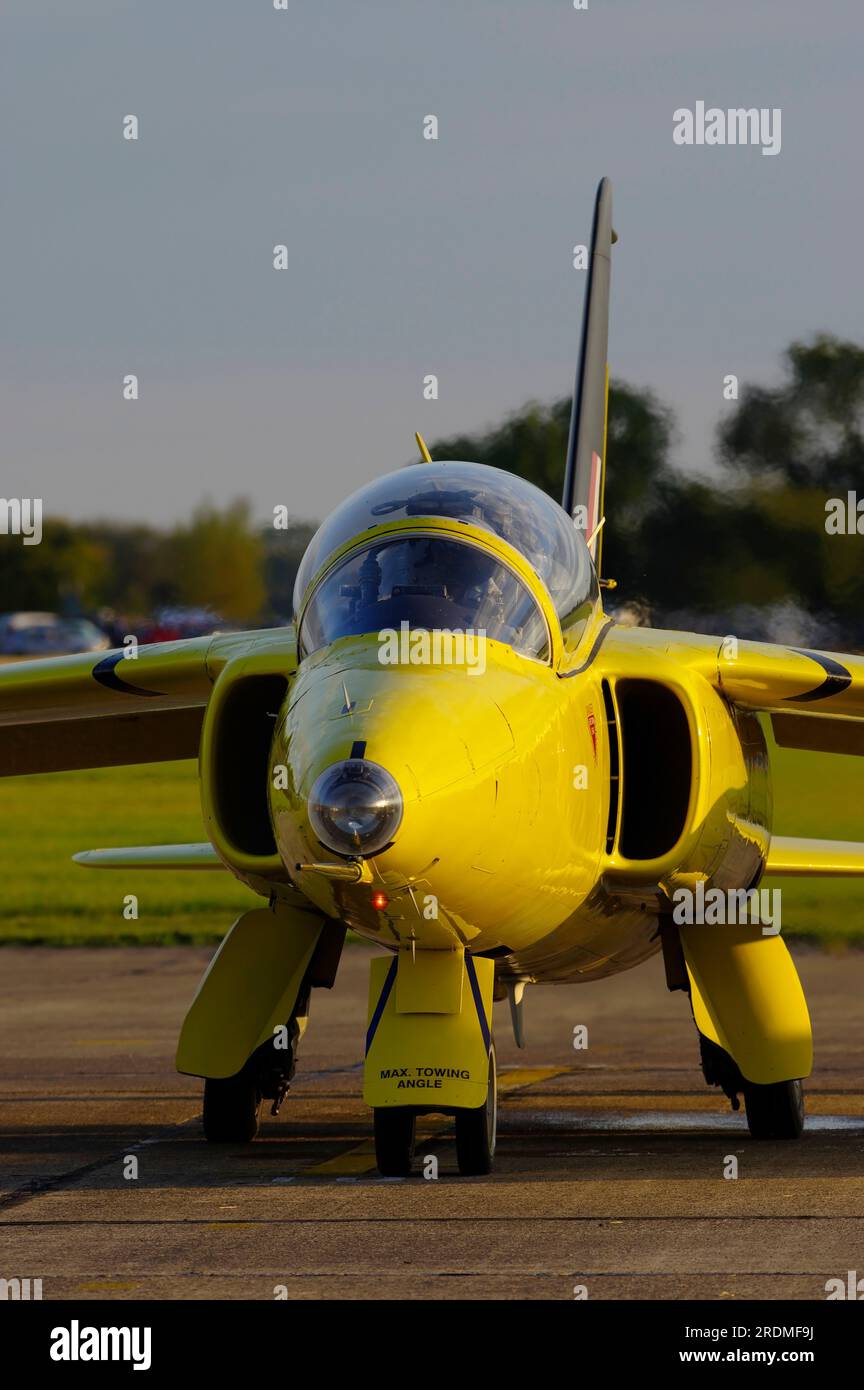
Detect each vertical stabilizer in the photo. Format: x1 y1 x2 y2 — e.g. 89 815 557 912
562 178 616 576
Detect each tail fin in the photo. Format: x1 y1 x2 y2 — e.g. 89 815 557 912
562 177 616 576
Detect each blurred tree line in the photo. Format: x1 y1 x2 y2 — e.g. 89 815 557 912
1 335 859 640
0 501 316 626
431 334 864 644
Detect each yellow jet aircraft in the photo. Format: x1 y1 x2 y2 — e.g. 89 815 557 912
2 178 863 1176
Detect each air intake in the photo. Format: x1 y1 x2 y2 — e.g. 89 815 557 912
601 679 620 853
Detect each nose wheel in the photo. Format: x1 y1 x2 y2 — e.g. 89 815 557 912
372 1046 498 1176
454 1045 497 1175
373 1106 417 1176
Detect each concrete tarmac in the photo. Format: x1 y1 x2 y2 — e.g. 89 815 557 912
1 943 862 1300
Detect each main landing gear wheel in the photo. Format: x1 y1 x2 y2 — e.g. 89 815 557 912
744 1078 805 1140
455 1045 497 1176
373 1106 417 1176
202 1072 262 1143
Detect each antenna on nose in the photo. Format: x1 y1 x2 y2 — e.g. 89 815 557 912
414 431 432 463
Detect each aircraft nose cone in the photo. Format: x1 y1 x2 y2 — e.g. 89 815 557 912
307 758 403 857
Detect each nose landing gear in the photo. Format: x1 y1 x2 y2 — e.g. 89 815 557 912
372 1045 498 1177
364 946 498 1175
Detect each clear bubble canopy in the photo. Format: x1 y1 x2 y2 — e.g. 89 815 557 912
293 461 595 622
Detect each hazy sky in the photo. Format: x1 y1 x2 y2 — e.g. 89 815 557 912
2 0 860 527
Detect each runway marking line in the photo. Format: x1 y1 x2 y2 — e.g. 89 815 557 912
504 1091 864 1115
499 1067 569 1091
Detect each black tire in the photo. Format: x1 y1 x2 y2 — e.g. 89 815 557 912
373 1106 416 1176
455 1046 497 1176
202 1072 262 1143
744 1078 805 1140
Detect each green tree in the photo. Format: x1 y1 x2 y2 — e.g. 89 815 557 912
429 382 675 512
171 501 266 621
717 334 864 634
0 521 109 613
718 334 864 490
429 382 678 601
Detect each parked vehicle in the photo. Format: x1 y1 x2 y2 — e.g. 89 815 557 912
0 612 110 656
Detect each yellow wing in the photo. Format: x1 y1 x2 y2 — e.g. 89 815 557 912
713 640 864 724
764 836 864 877
697 633 864 760
0 627 295 777
73 843 224 870
607 625 864 741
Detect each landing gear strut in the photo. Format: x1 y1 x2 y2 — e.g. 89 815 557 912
202 1010 305 1143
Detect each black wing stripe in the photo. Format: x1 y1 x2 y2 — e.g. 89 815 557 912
92 652 165 698
786 648 853 703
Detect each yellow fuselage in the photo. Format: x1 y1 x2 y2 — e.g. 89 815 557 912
264 518 772 987
267 515 649 981
271 631 602 960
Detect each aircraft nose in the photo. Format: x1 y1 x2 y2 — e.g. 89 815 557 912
307 758 403 858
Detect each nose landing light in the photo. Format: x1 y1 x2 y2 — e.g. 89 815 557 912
307 759 403 857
